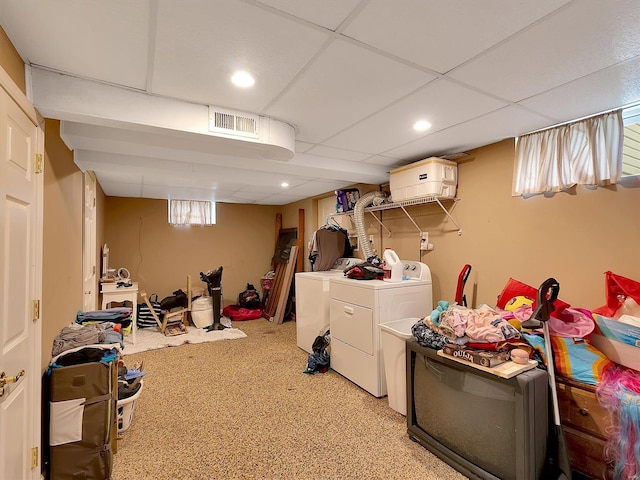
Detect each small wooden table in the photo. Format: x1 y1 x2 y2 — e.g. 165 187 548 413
101 282 139 345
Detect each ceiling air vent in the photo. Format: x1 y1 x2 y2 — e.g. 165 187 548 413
208 107 259 139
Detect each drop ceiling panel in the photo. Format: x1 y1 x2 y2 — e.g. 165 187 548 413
142 184 220 202
342 0 572 73
99 181 143 198
362 155 404 168
306 145 371 162
450 0 640 102
152 0 330 112
256 0 361 30
386 106 553 160
265 38 435 143
0 0 149 89
255 193 308 205
520 56 640 123
324 78 507 154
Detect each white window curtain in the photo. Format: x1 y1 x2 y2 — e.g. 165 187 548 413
513 110 624 196
169 200 216 225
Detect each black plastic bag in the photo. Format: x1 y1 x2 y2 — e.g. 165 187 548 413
238 283 261 309
304 330 330 374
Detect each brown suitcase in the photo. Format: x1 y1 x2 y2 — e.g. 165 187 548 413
49 360 116 480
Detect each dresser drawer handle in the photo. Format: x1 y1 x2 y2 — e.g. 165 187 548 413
579 408 589 416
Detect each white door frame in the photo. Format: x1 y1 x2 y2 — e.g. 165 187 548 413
83 171 97 311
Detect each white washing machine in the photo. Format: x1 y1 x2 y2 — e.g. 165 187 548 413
329 261 432 397
295 257 360 353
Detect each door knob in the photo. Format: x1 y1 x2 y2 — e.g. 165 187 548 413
0 369 25 397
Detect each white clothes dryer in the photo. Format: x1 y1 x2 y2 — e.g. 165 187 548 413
329 261 432 397
295 257 360 353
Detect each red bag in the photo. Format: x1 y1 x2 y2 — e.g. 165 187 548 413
496 277 570 314
222 304 263 321
592 271 640 317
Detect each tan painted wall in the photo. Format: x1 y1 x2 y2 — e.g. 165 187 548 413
370 139 640 310
104 197 280 306
0 27 25 93
41 120 85 366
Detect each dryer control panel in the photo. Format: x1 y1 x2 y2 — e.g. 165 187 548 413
401 260 431 281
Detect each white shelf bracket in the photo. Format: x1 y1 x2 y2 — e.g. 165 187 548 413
433 198 462 235
368 211 391 237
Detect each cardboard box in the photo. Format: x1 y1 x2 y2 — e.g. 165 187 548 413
389 157 457 201
590 314 640 371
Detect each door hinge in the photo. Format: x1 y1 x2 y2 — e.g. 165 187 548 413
32 300 40 321
92 265 96 275
35 154 43 174
31 447 38 468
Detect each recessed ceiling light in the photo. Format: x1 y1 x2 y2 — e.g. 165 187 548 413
231 70 255 88
413 120 431 132
281 182 289 188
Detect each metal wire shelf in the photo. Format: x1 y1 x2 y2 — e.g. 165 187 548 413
330 196 462 236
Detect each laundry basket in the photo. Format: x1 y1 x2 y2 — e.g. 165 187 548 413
379 318 420 416
117 380 143 433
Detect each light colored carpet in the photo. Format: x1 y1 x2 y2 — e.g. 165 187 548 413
112 319 467 480
122 319 246 355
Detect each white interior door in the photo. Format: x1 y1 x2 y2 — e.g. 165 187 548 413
0 77 43 479
83 171 97 311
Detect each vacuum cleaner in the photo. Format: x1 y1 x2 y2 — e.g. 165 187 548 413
200 266 227 331
521 278 572 480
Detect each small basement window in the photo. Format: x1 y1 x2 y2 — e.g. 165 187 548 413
168 199 216 226
622 105 640 177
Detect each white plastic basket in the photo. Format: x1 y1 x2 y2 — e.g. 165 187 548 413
117 380 143 433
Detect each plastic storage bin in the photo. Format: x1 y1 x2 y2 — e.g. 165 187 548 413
117 380 143 433
389 157 457 201
379 317 420 415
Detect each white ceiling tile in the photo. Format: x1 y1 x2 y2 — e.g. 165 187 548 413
266 38 434 142
143 185 219 202
306 145 370 162
324 78 507 154
295 141 315 153
450 0 640 102
343 0 571 73
519 56 640 124
99 181 143 198
255 193 307 205
386 106 553 160
256 0 361 30
362 155 404 168
151 0 330 113
1 0 149 89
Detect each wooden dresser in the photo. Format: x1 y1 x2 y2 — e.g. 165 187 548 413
556 376 613 479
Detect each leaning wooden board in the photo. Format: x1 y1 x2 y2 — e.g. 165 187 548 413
274 246 297 324
437 349 538 379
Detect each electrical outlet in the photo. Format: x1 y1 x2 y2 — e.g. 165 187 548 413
420 232 428 250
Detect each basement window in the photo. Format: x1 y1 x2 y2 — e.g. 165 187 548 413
168 199 216 226
622 105 640 177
